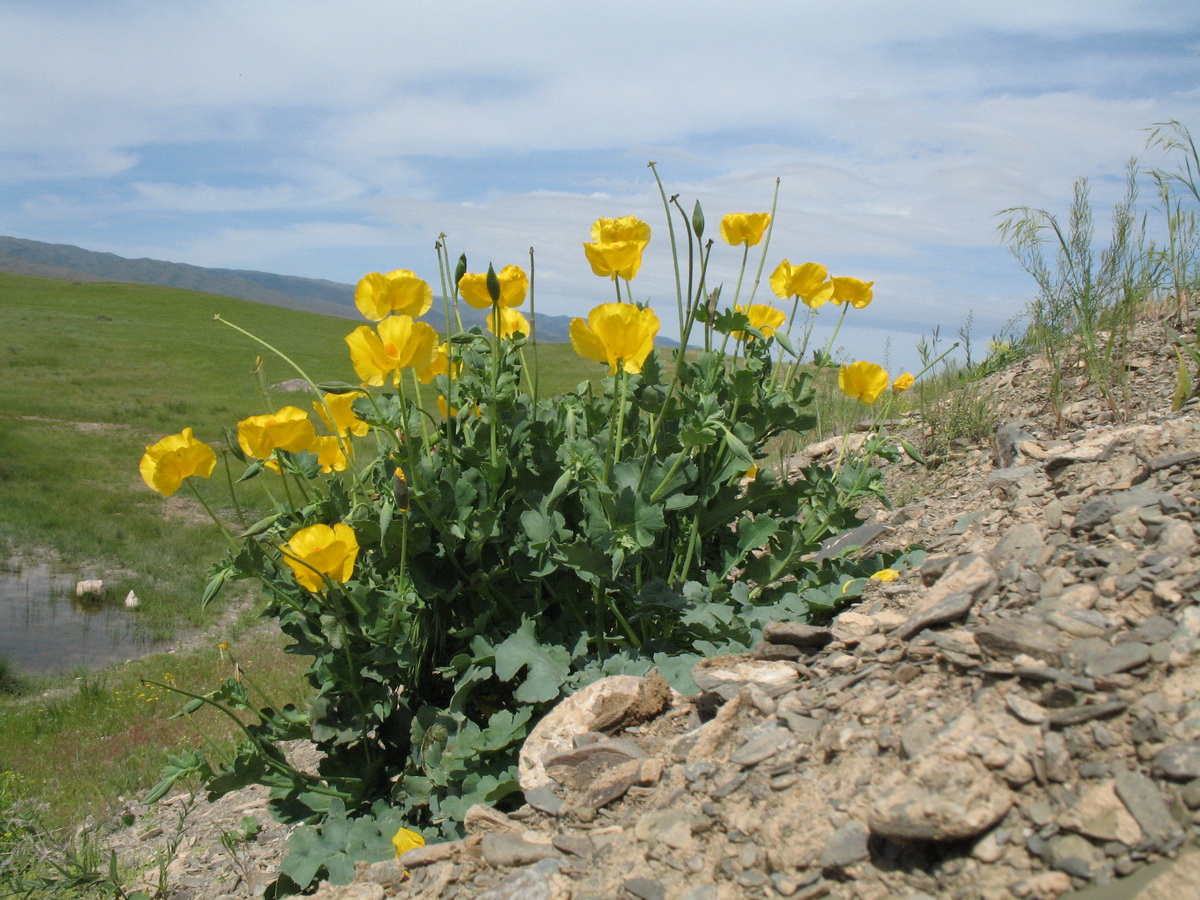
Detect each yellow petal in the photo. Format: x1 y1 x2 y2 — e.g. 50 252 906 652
139 427 216 496
838 361 890 405
891 372 915 393
488 307 530 338
315 393 369 438
830 277 874 309
590 216 650 245
354 269 433 321
583 240 646 281
720 212 771 247
345 325 394 387
569 316 610 370
392 827 425 859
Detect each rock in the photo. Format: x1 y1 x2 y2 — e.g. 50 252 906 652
819 820 870 868
690 656 801 699
124 590 140 609
1084 641 1151 677
893 554 998 640
868 754 1013 841
1113 769 1183 851
75 579 104 599
519 675 652 791
480 833 560 868
623 877 666 900
1059 780 1143 845
976 618 1064 666
762 622 834 649
1150 741 1200 781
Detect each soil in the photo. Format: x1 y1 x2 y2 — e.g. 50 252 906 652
104 303 1200 900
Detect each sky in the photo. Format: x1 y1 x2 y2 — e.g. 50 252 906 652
2 1 1199 372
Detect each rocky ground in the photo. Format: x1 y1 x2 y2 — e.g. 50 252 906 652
107 306 1200 900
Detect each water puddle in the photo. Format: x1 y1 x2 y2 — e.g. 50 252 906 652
0 556 161 674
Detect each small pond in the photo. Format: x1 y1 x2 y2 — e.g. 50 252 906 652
0 557 163 675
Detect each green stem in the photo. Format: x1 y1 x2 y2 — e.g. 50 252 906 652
745 178 781 306
649 161 685 340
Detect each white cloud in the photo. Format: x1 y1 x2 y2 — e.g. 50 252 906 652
0 0 1197 367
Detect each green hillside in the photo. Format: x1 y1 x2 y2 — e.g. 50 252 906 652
0 272 597 636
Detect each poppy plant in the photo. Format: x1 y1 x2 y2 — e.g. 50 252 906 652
720 212 771 247
237 407 317 459
415 342 459 385
314 392 369 438
354 269 434 321
838 361 890 405
139 427 217 496
829 277 875 309
487 307 530 339
583 216 651 281
458 265 528 310
569 302 659 374
891 372 915 393
770 260 835 309
311 435 350 473
732 304 787 340
346 315 439 386
281 523 359 592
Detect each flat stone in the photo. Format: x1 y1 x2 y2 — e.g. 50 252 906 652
1151 741 1200 781
1085 642 1151 678
732 725 796 768
893 555 998 641
1059 780 1143 846
543 738 647 791
623 877 666 900
480 833 560 868
989 522 1048 569
691 657 801 699
976 617 1064 666
581 759 642 810
399 842 460 868
1048 700 1127 729
523 785 564 817
819 820 870 868
1006 693 1049 724
1113 769 1183 851
762 622 834 649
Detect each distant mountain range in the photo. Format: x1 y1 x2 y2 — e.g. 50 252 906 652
0 235 591 343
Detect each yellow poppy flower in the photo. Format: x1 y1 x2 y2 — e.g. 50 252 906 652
838 361 890 405
281 523 359 592
732 304 787 340
720 212 771 247
569 302 659 374
345 316 439 386
487 307 530 339
139 427 217 496
314 393 369 438
311 435 350 473
392 827 425 859
891 372 915 393
829 277 875 309
870 568 900 582
354 269 434 321
237 407 317 459
583 216 651 281
415 342 459 385
769 260 835 309
458 265 528 310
